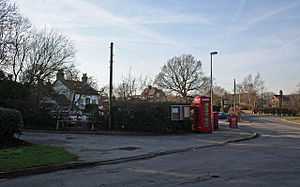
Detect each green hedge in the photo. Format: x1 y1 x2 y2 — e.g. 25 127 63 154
0 107 24 143
261 108 297 116
0 80 30 100
112 101 191 133
23 112 56 130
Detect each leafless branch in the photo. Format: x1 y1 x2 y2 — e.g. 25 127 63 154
155 54 208 98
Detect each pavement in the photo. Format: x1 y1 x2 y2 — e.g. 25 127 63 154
2 116 300 186
19 121 253 163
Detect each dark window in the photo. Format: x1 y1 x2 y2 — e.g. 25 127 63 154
86 98 90 105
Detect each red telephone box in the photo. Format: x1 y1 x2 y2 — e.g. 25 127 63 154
191 96 212 133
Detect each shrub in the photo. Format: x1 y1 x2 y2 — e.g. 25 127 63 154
262 107 298 116
85 104 99 113
112 101 191 133
0 80 30 100
23 111 56 130
0 107 24 143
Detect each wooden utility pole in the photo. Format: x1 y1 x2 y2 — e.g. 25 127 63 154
234 79 237 113
108 42 114 130
279 90 283 117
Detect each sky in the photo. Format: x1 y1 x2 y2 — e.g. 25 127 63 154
14 0 300 94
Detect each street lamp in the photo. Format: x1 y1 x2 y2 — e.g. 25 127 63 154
210 51 218 127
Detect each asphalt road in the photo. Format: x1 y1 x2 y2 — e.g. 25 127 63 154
1 117 300 187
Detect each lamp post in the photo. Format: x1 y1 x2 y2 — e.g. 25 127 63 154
210 51 218 128
234 78 236 113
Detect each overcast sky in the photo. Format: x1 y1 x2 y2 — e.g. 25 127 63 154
14 0 300 94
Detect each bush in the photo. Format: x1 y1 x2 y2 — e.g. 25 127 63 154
0 107 24 143
262 107 297 116
23 111 56 130
112 101 191 133
85 104 99 113
0 80 30 100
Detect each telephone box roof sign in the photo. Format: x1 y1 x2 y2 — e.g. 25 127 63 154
192 96 210 106
192 96 201 105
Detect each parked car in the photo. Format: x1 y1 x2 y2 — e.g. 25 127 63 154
68 115 79 125
66 111 83 125
218 112 229 120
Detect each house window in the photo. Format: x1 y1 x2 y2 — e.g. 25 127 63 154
86 98 90 105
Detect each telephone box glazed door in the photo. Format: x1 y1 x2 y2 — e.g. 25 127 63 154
191 96 212 133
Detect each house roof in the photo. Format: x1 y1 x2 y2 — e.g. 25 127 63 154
273 94 300 102
273 95 290 101
141 86 165 97
55 79 99 95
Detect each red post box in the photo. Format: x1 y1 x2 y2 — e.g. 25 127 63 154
213 112 219 130
229 114 238 128
191 96 212 133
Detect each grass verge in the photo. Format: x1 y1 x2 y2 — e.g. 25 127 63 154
283 117 300 124
0 144 77 172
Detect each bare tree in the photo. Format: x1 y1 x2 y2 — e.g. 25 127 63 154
0 0 17 66
0 0 16 22
8 16 32 81
239 73 265 112
98 85 109 97
116 71 138 100
20 29 75 85
138 75 153 93
87 75 98 90
64 63 80 81
155 54 208 98
214 86 227 97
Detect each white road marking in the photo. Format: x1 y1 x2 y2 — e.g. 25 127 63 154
128 168 206 179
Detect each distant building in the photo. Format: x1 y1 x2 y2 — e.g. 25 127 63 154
166 95 193 103
141 86 166 102
53 70 100 110
271 94 300 109
271 95 282 108
222 93 250 109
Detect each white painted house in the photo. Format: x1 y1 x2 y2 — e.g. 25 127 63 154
53 70 100 110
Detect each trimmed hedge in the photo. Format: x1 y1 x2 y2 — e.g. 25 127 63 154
0 80 30 100
112 101 191 133
0 107 24 143
261 108 297 116
23 112 56 130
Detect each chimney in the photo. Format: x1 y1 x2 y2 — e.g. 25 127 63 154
56 70 64 81
82 73 88 84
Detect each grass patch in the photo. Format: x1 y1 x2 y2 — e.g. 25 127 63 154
0 144 77 172
283 117 300 124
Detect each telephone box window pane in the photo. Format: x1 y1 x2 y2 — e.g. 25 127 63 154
184 106 190 118
204 103 209 127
